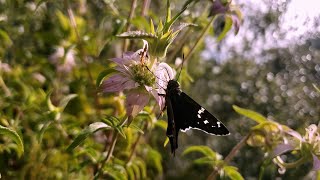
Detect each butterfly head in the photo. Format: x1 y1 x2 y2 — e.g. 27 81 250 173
167 80 180 92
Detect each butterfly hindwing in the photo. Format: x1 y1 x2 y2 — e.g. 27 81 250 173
171 92 229 136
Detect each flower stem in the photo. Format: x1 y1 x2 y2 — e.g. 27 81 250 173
207 134 250 180
94 116 132 179
184 15 215 63
0 76 12 97
127 122 148 163
274 155 307 169
64 0 101 115
123 0 138 51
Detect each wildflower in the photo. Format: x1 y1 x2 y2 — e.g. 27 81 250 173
100 41 169 117
209 0 242 35
0 61 11 73
49 46 76 73
273 124 320 171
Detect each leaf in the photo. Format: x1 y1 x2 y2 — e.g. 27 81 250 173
135 158 147 178
163 0 190 33
96 68 118 87
232 105 267 124
128 123 144 134
115 126 126 139
0 125 24 157
165 0 171 23
103 163 127 180
216 15 233 41
59 94 77 110
46 90 55 111
193 157 215 166
163 137 169 147
223 166 244 180
155 120 167 130
117 31 157 40
313 84 320 93
66 122 111 152
0 30 13 47
182 146 217 158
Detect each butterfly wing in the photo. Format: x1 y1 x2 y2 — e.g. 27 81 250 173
172 92 230 136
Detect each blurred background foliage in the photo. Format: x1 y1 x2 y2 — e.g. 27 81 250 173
0 0 319 179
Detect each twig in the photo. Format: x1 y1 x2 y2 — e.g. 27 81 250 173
207 134 250 180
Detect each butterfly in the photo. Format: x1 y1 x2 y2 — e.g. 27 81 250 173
162 79 230 155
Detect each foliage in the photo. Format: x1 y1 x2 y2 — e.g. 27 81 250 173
0 0 319 179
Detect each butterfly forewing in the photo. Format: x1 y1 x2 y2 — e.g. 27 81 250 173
172 92 229 135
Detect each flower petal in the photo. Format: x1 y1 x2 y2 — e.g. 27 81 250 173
126 90 150 117
272 144 295 158
101 74 137 92
286 130 303 141
312 154 320 171
147 87 166 110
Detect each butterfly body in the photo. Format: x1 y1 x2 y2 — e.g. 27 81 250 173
165 80 230 154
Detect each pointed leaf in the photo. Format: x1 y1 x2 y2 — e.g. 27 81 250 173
66 122 111 152
233 105 267 124
150 19 155 34
183 146 217 158
216 15 233 41
115 126 126 139
0 125 24 157
128 123 144 134
193 157 215 166
165 0 171 23
59 94 77 110
164 137 169 147
46 91 55 111
223 166 244 180
313 84 320 93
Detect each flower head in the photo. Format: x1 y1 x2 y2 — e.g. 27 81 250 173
100 41 169 117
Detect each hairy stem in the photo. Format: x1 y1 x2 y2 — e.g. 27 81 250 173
123 0 138 51
207 134 250 180
184 15 215 63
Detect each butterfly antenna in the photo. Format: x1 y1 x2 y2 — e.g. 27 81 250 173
145 66 167 90
176 54 185 81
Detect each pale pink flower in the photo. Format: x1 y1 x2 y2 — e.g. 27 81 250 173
101 41 170 117
49 46 76 73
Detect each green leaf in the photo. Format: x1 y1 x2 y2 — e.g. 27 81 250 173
313 84 320 93
163 1 190 33
216 15 233 41
164 137 169 147
193 157 215 166
0 125 24 157
135 158 147 178
66 122 111 152
115 126 127 139
150 19 155 34
59 94 77 110
223 166 244 180
183 146 217 158
232 105 267 124
96 68 118 87
165 0 171 23
128 123 144 134
46 90 56 111
132 163 141 179
0 30 13 47
155 120 167 130
103 163 127 180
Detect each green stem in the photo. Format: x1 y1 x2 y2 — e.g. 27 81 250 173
0 76 12 97
64 0 101 115
184 15 215 63
94 116 132 179
274 155 307 169
123 0 138 51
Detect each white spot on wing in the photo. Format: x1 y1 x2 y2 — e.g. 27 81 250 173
203 120 209 124
217 122 221 128
197 114 201 118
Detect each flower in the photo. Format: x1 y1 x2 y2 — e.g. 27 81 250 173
209 0 242 35
273 124 320 171
100 41 170 117
49 46 76 73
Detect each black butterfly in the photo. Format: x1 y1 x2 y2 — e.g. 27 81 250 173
163 79 230 155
